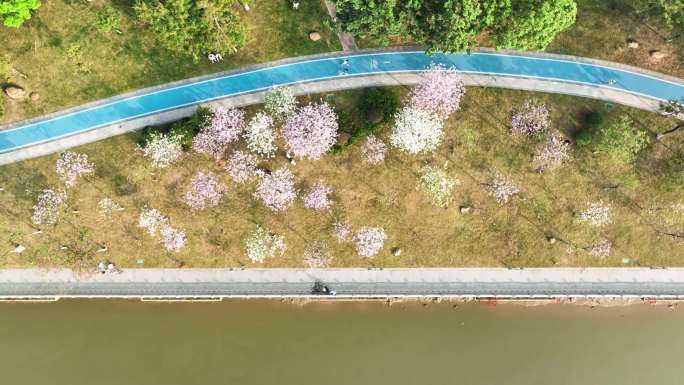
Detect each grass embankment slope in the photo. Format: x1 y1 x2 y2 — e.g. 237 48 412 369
0 88 682 268
0 0 339 124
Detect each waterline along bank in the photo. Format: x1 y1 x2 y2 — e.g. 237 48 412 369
4 268 684 300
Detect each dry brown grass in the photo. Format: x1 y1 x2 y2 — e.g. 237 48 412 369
0 87 682 269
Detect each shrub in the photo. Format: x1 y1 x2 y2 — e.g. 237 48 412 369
592 116 650 163
360 87 398 122
574 129 591 146
0 0 41 27
95 6 121 33
584 111 604 128
133 0 247 61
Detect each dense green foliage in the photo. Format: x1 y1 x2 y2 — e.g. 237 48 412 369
334 0 577 52
360 87 399 121
133 0 247 61
0 0 41 27
94 6 121 33
586 116 650 163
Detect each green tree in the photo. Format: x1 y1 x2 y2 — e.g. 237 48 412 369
334 0 577 52
133 0 247 61
491 0 577 50
334 0 419 45
0 0 41 27
591 116 650 163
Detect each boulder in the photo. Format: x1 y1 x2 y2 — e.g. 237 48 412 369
459 206 471 214
649 50 666 60
4 86 26 100
626 38 639 49
29 92 40 101
391 247 402 256
309 31 321 41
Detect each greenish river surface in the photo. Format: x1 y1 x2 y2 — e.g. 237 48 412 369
1 300 682 385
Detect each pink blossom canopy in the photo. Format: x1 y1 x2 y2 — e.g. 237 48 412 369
282 103 338 160
193 107 245 158
409 63 465 119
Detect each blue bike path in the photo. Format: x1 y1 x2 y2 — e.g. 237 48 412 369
1 49 683 154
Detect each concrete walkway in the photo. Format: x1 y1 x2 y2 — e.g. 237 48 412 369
1 48 683 165
322 0 357 51
2 268 684 299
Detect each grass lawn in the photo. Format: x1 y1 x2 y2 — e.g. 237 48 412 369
0 0 340 124
0 86 682 269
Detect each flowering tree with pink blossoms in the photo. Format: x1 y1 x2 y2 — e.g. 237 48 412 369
31 189 64 226
331 219 352 243
183 171 227 210
360 135 387 165
282 102 338 160
354 227 386 258
510 100 550 136
56 152 94 188
138 208 186 252
577 201 611 227
225 150 258 183
302 181 334 211
253 167 297 212
409 63 465 119
390 106 443 154
159 225 187 253
588 238 611 258
192 107 245 159
533 133 571 172
486 173 520 204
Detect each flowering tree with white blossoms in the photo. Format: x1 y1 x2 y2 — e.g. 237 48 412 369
98 197 123 219
303 241 332 268
417 165 458 207
225 150 258 183
243 112 278 157
142 132 184 168
282 102 338 160
244 225 286 263
588 238 612 258
302 181 334 211
486 173 520 204
264 87 297 120
360 134 387 165
390 106 443 154
533 133 571 172
137 208 186 252
31 189 64 226
409 63 465 119
253 167 297 212
56 152 94 188
183 171 227 210
354 227 387 258
510 100 550 136
138 208 169 236
578 201 612 227
331 219 352 243
192 107 245 159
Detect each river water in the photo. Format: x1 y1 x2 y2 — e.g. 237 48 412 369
0 300 681 385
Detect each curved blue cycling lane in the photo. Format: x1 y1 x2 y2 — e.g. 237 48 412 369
1 50 684 154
